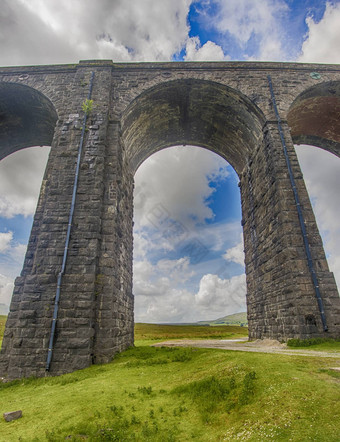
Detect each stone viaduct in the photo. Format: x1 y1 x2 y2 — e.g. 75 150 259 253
0 60 340 379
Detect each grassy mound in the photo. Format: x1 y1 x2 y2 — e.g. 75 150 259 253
0 323 340 441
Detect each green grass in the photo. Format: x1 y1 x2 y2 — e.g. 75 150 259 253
0 321 340 441
1 346 340 441
287 337 340 351
0 315 6 347
134 322 248 346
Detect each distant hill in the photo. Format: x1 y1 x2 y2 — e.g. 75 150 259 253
0 308 248 326
197 312 247 327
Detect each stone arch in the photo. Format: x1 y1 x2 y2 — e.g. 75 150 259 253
120 79 267 336
119 77 340 344
121 79 266 175
287 80 340 158
0 82 58 161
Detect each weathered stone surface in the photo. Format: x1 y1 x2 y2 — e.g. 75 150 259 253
0 60 339 379
3 410 23 422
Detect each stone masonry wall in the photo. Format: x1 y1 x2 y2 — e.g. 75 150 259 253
0 61 339 379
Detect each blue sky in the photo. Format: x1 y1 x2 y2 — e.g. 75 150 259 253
1 0 340 321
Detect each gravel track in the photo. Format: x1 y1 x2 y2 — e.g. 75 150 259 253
153 338 340 360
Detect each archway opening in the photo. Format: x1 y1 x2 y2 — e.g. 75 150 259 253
0 82 57 160
288 80 340 292
122 79 265 175
133 145 247 326
122 79 266 332
0 147 51 315
295 144 340 290
0 82 57 315
288 80 340 158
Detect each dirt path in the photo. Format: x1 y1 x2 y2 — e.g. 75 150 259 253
152 338 340 360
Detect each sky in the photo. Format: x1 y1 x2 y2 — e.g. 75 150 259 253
0 0 340 321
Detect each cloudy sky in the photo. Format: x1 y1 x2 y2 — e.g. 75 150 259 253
0 0 340 322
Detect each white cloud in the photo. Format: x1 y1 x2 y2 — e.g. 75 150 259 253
0 232 13 252
133 255 196 322
223 235 245 267
133 257 194 299
133 231 153 260
195 273 246 314
255 38 284 62
134 261 246 323
135 289 195 323
9 243 27 264
299 2 340 63
0 147 50 218
213 0 287 44
1 0 193 65
134 146 229 229
0 274 14 309
0 233 27 308
0 1 78 66
199 0 289 61
157 257 194 282
184 36 228 61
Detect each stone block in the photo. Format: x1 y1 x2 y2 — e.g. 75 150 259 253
68 338 91 349
3 411 22 422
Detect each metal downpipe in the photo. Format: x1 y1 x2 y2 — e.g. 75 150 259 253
267 75 328 332
46 71 95 371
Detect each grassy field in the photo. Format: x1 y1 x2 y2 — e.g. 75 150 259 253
134 322 248 345
0 321 340 441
